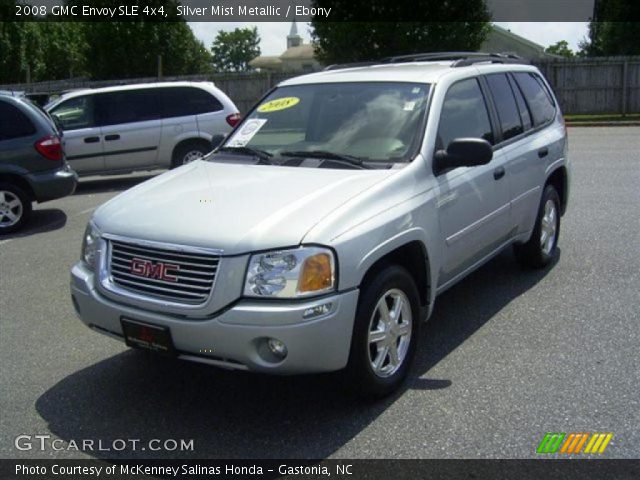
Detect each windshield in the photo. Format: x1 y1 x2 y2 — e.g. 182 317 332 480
219 82 430 168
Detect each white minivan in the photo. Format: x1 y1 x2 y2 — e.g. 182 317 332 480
47 82 240 176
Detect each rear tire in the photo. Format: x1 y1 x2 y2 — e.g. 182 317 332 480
0 182 32 234
514 184 561 268
171 142 210 169
345 264 420 399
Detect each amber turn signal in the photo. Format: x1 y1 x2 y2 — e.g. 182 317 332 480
298 253 334 293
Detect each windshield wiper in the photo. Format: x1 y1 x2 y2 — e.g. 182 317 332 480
217 146 275 165
279 150 370 169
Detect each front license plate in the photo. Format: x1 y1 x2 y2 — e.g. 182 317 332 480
121 318 175 355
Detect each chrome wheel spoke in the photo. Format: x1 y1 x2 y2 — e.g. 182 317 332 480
367 288 413 378
368 329 386 344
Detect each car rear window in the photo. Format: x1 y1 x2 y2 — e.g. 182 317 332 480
0 100 36 140
161 87 224 117
486 73 523 141
512 72 556 127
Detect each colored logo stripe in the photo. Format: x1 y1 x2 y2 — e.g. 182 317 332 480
537 433 613 454
537 433 566 454
584 433 613 454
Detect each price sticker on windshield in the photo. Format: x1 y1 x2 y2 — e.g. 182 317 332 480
257 97 300 113
227 119 267 147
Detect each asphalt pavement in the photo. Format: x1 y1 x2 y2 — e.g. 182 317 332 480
0 127 638 460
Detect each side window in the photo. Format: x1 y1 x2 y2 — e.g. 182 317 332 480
0 101 36 140
161 87 223 118
437 78 493 150
508 74 532 131
50 96 94 130
486 74 523 141
95 89 161 126
513 72 556 127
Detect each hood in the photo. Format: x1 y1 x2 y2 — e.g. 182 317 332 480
94 160 395 255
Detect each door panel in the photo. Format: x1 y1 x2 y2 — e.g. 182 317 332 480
437 151 512 285
433 77 512 287
94 90 162 172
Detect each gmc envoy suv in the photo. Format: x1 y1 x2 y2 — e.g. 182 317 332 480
71 53 570 397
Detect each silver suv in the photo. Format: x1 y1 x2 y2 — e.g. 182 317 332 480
71 53 570 397
47 82 239 176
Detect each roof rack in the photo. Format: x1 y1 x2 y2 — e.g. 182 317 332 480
324 52 528 71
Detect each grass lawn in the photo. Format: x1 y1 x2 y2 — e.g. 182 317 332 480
565 113 640 122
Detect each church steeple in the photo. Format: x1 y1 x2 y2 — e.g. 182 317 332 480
287 19 302 49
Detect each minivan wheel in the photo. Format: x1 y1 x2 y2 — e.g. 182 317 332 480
0 182 32 234
171 142 210 168
345 264 420 399
514 184 561 268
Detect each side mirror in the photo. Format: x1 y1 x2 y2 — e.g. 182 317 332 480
433 138 493 175
211 133 226 149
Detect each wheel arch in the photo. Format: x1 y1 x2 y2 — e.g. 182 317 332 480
359 239 432 311
171 137 212 163
0 173 35 201
546 166 568 216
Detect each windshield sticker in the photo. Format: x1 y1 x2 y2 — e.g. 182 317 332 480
257 96 300 113
226 119 267 147
403 101 416 111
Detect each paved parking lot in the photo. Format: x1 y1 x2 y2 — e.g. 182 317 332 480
0 127 638 460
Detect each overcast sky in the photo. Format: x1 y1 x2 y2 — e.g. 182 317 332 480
189 22 590 57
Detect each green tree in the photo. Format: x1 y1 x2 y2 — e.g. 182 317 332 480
210 27 261 72
0 22 44 83
310 0 491 64
68 0 211 79
545 40 574 58
580 0 640 56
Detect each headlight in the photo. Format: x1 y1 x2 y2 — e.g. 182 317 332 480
244 247 336 298
81 221 101 270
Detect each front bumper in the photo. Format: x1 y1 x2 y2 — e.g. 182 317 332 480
27 163 77 203
71 262 359 374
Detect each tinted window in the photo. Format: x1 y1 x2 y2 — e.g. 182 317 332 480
508 75 532 131
437 78 493 149
0 100 36 140
486 74 523 141
513 73 555 126
51 96 94 130
95 89 161 126
161 87 223 118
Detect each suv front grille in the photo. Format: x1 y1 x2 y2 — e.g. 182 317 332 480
108 239 219 304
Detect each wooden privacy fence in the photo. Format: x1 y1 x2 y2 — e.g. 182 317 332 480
2 56 639 116
533 56 640 116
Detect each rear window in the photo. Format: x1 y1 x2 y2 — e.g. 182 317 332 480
0 100 36 140
161 87 224 117
95 89 161 126
513 73 556 127
486 73 523 141
508 75 533 131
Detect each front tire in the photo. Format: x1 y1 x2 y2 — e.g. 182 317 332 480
345 265 420 399
514 184 561 268
0 182 32 234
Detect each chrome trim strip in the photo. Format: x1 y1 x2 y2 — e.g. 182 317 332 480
102 233 224 255
445 203 510 246
510 185 540 206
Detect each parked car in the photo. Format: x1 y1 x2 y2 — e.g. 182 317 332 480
0 94 77 233
46 82 240 176
71 53 570 397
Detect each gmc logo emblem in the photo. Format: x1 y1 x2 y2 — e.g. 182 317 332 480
130 257 180 282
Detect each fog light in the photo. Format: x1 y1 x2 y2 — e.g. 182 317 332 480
267 338 287 359
303 302 332 319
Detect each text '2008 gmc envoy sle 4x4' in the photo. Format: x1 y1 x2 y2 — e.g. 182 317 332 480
71 53 570 397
